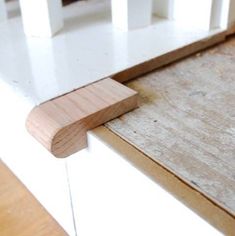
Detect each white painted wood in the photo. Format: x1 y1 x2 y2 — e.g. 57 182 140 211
0 83 75 235
153 0 174 20
19 0 63 37
210 0 230 29
111 0 152 31
0 0 7 22
228 0 235 27
0 0 223 106
65 130 221 236
173 0 212 30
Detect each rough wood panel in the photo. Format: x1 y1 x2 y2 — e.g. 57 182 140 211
26 78 138 158
106 37 235 217
0 160 67 236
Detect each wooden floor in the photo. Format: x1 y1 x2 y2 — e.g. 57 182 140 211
106 36 235 232
0 160 67 236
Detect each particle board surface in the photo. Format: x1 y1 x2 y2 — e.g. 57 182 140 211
106 37 235 220
0 160 67 236
26 78 138 158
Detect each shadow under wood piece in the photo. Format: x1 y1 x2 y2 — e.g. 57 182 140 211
26 78 138 158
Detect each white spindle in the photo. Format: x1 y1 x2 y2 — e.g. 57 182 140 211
153 0 174 19
173 0 215 30
0 0 7 22
228 0 235 27
210 0 230 29
19 0 63 38
111 0 152 31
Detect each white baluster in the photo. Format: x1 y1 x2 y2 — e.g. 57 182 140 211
153 0 174 19
111 0 152 31
19 0 63 38
0 0 7 22
228 0 235 28
210 0 230 29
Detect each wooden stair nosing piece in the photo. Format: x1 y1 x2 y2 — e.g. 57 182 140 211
26 78 138 158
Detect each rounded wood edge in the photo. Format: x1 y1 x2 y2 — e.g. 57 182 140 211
25 80 138 158
25 106 63 157
51 122 86 158
91 126 235 235
26 106 82 158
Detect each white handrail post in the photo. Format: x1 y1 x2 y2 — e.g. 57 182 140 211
228 0 235 28
210 0 230 29
0 0 7 22
152 0 174 20
111 0 152 31
19 0 64 38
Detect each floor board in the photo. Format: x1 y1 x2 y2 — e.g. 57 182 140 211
0 160 67 236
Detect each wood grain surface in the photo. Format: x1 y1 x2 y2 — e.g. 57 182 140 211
106 37 235 222
26 78 138 158
0 160 67 236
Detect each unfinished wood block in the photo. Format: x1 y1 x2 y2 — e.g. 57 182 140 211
26 79 138 158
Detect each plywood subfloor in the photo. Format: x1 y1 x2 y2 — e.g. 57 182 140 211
106 36 235 216
0 160 67 236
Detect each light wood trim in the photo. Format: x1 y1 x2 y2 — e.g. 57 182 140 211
91 126 235 235
112 31 226 83
0 160 67 236
26 78 138 158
